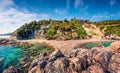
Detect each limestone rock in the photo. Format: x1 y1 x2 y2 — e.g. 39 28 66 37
108 53 120 73
92 48 114 70
87 64 104 73
50 49 64 58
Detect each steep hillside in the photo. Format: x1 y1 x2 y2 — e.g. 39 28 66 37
12 19 120 40
13 19 87 40
95 20 120 39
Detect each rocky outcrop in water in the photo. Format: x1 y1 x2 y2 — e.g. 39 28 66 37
28 47 120 73
0 39 16 45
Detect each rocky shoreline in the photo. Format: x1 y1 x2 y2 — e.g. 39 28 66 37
0 39 16 45
1 38 120 73
3 46 120 73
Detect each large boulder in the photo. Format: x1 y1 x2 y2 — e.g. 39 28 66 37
110 41 120 53
108 53 120 73
50 50 64 58
49 50 64 62
29 59 39 70
92 48 114 71
69 57 85 73
87 63 104 73
0 39 9 44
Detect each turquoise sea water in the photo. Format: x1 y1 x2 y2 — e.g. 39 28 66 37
81 41 113 49
0 43 53 72
0 46 24 72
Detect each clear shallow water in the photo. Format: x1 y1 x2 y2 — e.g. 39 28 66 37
0 46 24 72
81 41 113 49
0 43 53 72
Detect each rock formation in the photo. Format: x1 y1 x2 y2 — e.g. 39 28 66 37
28 47 120 73
110 41 120 53
3 47 120 73
0 39 16 45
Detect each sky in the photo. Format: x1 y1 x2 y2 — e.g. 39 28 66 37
0 0 120 34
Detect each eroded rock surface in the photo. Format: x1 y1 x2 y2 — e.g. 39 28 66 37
0 39 16 45
108 53 120 73
27 48 120 73
3 66 23 73
3 47 120 73
110 41 120 53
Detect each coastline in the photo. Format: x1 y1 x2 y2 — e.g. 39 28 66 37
0 36 10 38
1 38 120 73
0 37 114 53
0 36 116 52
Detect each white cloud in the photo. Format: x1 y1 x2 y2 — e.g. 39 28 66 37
0 0 14 6
90 13 109 21
55 9 64 15
92 15 109 19
74 0 83 8
110 0 116 6
0 0 49 34
54 0 70 15
90 11 120 21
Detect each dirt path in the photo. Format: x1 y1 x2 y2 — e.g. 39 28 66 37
17 39 111 53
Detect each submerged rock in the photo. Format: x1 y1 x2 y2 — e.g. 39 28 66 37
0 57 4 64
0 57 4 72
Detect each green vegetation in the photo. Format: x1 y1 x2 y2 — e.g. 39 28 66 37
14 18 87 40
15 21 42 39
95 20 120 36
104 25 120 36
14 19 120 39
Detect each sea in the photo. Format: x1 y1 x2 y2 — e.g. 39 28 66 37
0 35 10 39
